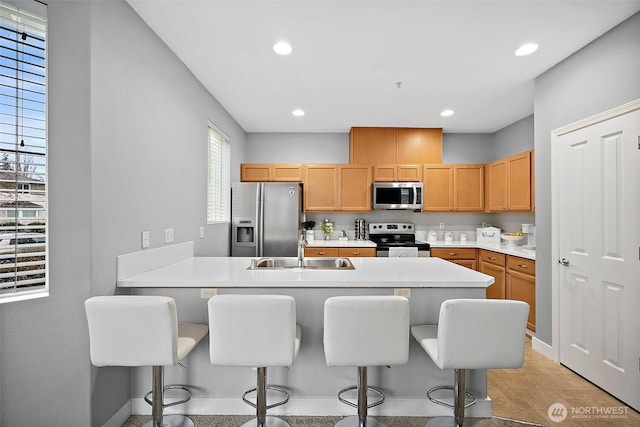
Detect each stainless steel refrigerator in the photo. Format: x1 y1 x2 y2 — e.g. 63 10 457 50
231 182 303 257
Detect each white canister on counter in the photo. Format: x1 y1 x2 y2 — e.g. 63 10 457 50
306 229 315 242
444 231 453 242
459 232 468 242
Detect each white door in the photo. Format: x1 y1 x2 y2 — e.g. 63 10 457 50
556 106 640 411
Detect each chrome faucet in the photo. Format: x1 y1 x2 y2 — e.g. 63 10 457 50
297 232 307 267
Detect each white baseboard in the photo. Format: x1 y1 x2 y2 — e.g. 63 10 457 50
532 336 553 360
103 400 132 427
131 396 492 418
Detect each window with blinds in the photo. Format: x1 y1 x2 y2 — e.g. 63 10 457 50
0 1 47 302
207 122 230 224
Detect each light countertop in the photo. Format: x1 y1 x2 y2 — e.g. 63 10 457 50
420 240 536 260
117 256 494 289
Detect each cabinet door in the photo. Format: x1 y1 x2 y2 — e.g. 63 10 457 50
487 159 507 211
530 149 535 211
507 151 531 211
423 165 453 211
304 247 340 257
272 164 303 182
396 164 422 181
339 165 371 212
397 128 442 164
338 247 376 257
479 261 505 299
241 163 272 182
454 164 484 211
303 165 338 211
507 269 536 331
372 165 397 181
478 249 506 266
349 127 397 164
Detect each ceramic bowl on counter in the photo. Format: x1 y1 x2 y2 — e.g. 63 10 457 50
500 234 525 245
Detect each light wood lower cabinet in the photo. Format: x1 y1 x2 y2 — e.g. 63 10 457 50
506 256 536 331
478 249 506 299
431 248 477 270
304 247 375 257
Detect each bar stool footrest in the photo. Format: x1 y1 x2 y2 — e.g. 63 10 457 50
242 386 290 410
144 385 192 408
337 385 385 409
426 385 476 410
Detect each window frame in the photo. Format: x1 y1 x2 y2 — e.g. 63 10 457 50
0 0 48 304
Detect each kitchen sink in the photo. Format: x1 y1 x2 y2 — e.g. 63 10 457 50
247 257 355 270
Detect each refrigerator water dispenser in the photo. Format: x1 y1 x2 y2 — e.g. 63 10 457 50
233 217 255 246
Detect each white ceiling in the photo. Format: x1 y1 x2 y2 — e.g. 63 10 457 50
126 0 640 134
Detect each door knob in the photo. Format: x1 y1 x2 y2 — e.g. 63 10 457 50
558 258 570 266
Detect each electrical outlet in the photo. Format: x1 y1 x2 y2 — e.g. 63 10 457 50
164 228 174 243
201 288 218 299
200 226 205 239
141 231 150 248
439 222 445 230
394 288 411 298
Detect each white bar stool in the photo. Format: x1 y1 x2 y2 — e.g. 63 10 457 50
411 299 529 427
208 294 301 427
85 295 208 427
323 295 410 427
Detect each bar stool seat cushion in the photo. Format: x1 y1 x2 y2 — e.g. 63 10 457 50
411 299 529 370
85 295 208 367
324 295 410 367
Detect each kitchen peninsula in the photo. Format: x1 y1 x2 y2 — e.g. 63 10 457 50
116 242 495 418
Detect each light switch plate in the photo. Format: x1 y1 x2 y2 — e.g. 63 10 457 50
164 228 174 243
141 231 150 248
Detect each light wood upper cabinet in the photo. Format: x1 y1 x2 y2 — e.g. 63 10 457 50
423 164 484 212
486 150 532 211
303 164 338 211
349 127 398 165
349 127 443 165
396 128 443 164
241 163 303 182
373 164 422 182
423 165 454 211
303 164 371 212
338 165 371 212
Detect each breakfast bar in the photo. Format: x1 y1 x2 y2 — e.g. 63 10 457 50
116 242 495 418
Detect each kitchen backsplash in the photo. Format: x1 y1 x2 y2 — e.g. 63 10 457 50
306 211 535 241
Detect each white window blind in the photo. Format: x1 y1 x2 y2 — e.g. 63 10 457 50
0 1 47 303
207 122 230 224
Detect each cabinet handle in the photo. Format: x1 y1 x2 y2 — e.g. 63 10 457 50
317 251 325 255
448 252 458 256
518 264 528 269
353 251 360 255
488 256 496 260
499 268 504 272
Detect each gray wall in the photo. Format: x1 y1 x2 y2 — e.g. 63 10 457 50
246 133 349 163
442 133 495 163
533 11 640 345
0 1 247 426
492 115 534 159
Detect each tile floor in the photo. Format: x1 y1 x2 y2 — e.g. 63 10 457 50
488 337 640 426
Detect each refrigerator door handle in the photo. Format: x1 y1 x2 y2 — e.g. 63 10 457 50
256 183 264 257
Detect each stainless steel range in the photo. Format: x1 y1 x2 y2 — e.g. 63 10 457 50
369 222 431 257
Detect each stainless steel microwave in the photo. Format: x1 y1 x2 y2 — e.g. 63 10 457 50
372 182 423 210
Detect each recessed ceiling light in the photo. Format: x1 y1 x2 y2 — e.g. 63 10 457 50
515 43 538 56
273 41 292 55
292 109 305 117
440 109 455 117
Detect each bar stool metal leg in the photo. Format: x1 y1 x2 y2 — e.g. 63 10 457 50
240 367 292 427
143 366 196 427
335 367 386 427
424 369 475 427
